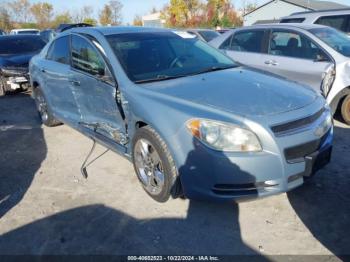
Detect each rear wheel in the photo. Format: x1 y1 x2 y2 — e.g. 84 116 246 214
132 126 182 202
33 87 61 127
340 95 350 125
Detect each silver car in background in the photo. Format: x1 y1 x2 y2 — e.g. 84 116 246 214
210 24 350 124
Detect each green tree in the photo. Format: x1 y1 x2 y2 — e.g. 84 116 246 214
163 0 201 27
51 11 72 28
83 17 97 26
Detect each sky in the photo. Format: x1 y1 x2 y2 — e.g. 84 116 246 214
26 0 350 24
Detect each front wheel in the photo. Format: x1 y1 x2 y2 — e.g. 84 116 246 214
33 87 61 127
341 94 350 125
132 126 182 202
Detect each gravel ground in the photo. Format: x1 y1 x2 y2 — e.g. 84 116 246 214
0 94 349 258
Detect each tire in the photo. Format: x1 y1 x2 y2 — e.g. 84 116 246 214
340 94 350 125
33 87 61 127
132 126 182 202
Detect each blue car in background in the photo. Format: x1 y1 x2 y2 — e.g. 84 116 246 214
29 27 333 202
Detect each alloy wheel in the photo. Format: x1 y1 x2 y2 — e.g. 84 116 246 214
134 139 165 195
36 92 48 122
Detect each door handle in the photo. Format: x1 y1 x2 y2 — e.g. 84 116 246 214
69 80 81 86
40 68 46 73
264 60 278 66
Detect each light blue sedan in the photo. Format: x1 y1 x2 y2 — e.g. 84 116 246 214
29 27 333 202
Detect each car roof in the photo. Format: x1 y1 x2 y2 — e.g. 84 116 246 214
69 26 170 36
186 29 217 32
286 8 350 18
239 23 329 31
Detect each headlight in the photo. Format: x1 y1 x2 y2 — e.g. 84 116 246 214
321 65 335 97
315 110 333 137
186 119 262 152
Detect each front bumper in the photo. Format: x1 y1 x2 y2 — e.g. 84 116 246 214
177 129 332 202
171 104 333 201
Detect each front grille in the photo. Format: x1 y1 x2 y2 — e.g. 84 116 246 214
284 130 330 163
271 108 325 136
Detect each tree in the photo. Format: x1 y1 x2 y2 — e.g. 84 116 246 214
150 7 158 13
133 15 143 26
83 17 97 26
99 4 113 26
72 6 93 23
163 0 200 27
241 0 257 15
109 0 123 25
51 11 72 28
0 7 11 31
30 2 53 29
82 6 93 20
7 0 31 23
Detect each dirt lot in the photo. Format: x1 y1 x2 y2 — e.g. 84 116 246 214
0 94 349 258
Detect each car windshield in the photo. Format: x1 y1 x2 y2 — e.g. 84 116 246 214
0 37 46 55
197 30 221 42
309 27 350 57
106 31 236 83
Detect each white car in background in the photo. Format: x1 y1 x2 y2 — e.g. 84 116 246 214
280 8 350 35
210 23 350 124
10 29 40 35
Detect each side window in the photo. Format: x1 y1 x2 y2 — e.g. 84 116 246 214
219 35 233 50
268 31 329 61
71 35 106 76
46 36 70 64
315 15 348 32
229 30 264 53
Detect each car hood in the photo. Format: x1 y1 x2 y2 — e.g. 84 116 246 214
0 52 37 67
142 67 318 117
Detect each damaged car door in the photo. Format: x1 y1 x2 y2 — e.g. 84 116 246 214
42 35 80 122
70 34 126 144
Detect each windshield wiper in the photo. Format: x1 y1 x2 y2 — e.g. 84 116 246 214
135 74 186 84
190 65 237 76
134 65 237 84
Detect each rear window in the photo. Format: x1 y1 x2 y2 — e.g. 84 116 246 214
0 37 46 55
315 15 350 33
280 18 305 23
